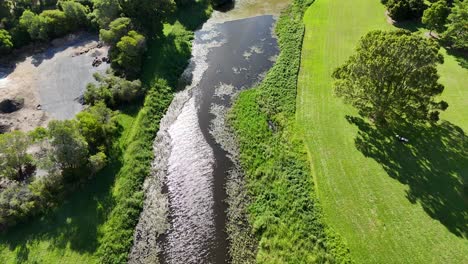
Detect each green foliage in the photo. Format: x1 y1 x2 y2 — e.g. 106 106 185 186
384 0 427 21
19 10 48 40
60 0 90 29
88 151 108 174
0 131 33 181
89 0 121 28
19 7 83 41
231 0 351 262
442 0 468 49
423 0 450 33
0 183 38 231
114 30 146 77
46 120 89 171
97 80 173 264
119 0 175 34
84 73 143 106
333 30 448 124
99 17 133 45
0 29 13 54
76 102 120 153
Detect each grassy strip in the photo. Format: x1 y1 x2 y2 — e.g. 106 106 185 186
230 0 351 263
96 3 211 263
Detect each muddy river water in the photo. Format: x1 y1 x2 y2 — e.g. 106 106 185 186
130 1 290 263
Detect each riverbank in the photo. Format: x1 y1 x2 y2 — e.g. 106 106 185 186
230 0 351 262
0 2 211 263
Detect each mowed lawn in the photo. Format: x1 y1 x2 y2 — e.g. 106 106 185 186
296 0 468 263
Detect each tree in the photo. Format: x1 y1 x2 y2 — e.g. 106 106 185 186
333 30 448 125
84 73 143 106
114 30 146 77
76 102 119 152
60 1 90 30
385 0 427 21
99 17 132 45
118 0 175 34
19 10 48 40
0 29 13 54
0 131 33 181
442 0 468 50
423 0 450 35
46 120 89 171
89 0 122 28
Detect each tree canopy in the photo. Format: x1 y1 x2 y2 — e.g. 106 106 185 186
333 30 448 125
383 0 427 21
442 0 468 49
0 29 13 54
423 0 450 34
0 131 33 181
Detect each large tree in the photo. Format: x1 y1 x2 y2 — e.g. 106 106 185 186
0 131 33 181
385 0 427 21
47 120 88 171
422 0 450 35
333 30 448 125
442 0 468 50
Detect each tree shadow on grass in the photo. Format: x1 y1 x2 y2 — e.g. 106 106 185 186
0 156 120 261
346 116 468 238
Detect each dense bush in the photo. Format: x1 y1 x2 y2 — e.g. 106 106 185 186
114 30 146 77
0 29 13 54
84 73 144 106
383 0 427 21
18 5 89 41
230 0 352 262
442 0 468 50
99 17 133 46
0 103 120 231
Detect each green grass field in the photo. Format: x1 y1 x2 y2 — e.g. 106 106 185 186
296 0 468 263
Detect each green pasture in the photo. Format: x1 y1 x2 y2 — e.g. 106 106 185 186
296 0 468 263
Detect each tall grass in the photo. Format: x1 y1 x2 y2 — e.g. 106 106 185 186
230 0 351 262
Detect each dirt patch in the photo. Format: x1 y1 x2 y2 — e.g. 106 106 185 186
0 32 109 132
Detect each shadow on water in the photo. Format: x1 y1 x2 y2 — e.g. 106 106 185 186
346 116 468 238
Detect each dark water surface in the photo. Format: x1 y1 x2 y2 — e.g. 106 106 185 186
130 14 279 264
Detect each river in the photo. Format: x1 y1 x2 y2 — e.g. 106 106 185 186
129 1 289 263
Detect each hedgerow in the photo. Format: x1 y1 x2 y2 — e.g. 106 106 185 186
230 0 352 262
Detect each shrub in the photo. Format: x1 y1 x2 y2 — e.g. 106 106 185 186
114 30 146 77
385 0 427 21
60 0 90 29
0 29 13 54
84 73 144 106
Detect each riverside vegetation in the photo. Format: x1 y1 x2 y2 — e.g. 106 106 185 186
0 0 212 262
230 0 351 262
